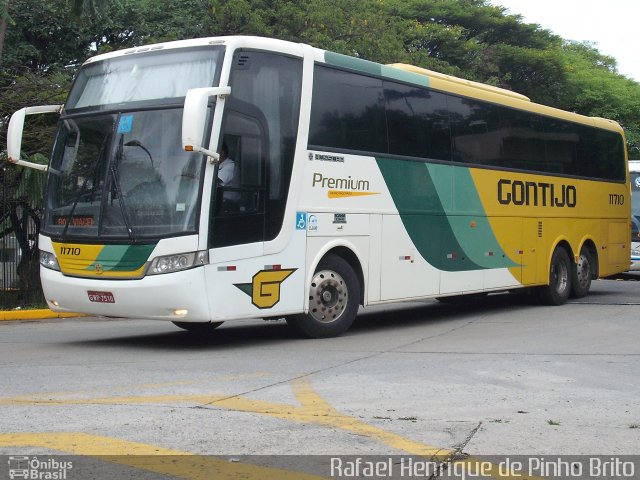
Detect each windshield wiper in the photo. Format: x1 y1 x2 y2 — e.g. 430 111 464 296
110 134 136 242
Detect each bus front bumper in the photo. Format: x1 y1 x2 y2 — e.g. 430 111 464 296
40 266 211 322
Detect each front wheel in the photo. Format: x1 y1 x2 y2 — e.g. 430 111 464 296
570 247 593 298
537 247 572 305
286 254 361 338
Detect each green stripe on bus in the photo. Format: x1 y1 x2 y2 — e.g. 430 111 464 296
377 158 517 271
428 164 518 269
324 52 382 76
324 52 430 87
93 244 156 271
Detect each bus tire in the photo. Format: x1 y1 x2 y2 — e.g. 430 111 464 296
172 321 223 333
570 246 593 298
287 254 360 338
538 246 572 305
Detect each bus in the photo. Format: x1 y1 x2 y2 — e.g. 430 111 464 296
6 36 630 338
629 160 640 270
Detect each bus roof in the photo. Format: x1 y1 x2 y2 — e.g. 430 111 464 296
81 35 624 135
388 63 532 102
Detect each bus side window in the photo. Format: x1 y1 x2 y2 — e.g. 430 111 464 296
219 133 263 214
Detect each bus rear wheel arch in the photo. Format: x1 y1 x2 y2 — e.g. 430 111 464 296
287 253 361 338
538 244 573 305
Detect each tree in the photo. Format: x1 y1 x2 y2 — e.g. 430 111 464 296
2 0 639 164
210 0 406 64
557 41 640 155
72 0 109 16
0 0 9 67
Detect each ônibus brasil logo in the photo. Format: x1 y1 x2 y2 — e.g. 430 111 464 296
8 456 73 479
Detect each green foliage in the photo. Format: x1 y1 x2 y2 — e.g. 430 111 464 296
212 0 640 156
211 0 406 63
557 41 640 156
72 0 110 17
89 0 215 54
1 71 69 155
388 0 568 103
3 0 94 70
17 153 47 208
1 0 640 157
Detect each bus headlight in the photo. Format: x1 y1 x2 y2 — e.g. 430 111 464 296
40 250 60 271
147 250 209 275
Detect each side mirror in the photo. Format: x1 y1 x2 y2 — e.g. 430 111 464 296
182 86 231 163
7 104 63 171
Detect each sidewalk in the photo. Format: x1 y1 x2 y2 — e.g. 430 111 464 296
0 309 83 321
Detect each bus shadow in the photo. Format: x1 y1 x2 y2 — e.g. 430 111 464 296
62 292 540 351
605 272 640 281
61 321 300 351
351 292 535 333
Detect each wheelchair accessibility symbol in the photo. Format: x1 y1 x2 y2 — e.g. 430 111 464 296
296 212 307 230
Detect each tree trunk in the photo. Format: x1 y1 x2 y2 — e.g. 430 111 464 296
0 0 8 67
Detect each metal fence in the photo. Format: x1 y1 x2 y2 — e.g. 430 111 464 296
0 163 44 310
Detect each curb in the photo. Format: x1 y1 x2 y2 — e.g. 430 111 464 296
0 309 84 321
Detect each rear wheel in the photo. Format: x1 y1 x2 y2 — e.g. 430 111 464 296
286 254 360 338
570 246 593 298
538 246 572 305
172 321 223 333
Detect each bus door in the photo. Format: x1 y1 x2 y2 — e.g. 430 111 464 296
204 101 270 318
205 50 304 319
209 100 268 251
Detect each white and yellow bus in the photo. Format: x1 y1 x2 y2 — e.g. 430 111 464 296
7 36 629 337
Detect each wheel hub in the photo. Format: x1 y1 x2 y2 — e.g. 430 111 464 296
309 269 348 324
576 254 590 287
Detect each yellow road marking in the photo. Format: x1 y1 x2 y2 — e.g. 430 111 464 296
291 379 447 457
0 379 442 456
0 376 268 402
0 432 325 480
292 380 539 480
0 309 83 321
0 378 540 480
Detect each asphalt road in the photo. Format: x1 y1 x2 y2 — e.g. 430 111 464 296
1 276 639 478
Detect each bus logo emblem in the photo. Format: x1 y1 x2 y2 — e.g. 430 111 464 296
235 268 296 309
94 263 104 274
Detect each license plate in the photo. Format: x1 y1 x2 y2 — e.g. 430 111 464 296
87 291 115 303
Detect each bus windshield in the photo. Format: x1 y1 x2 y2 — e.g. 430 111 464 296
66 46 223 110
42 46 224 240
